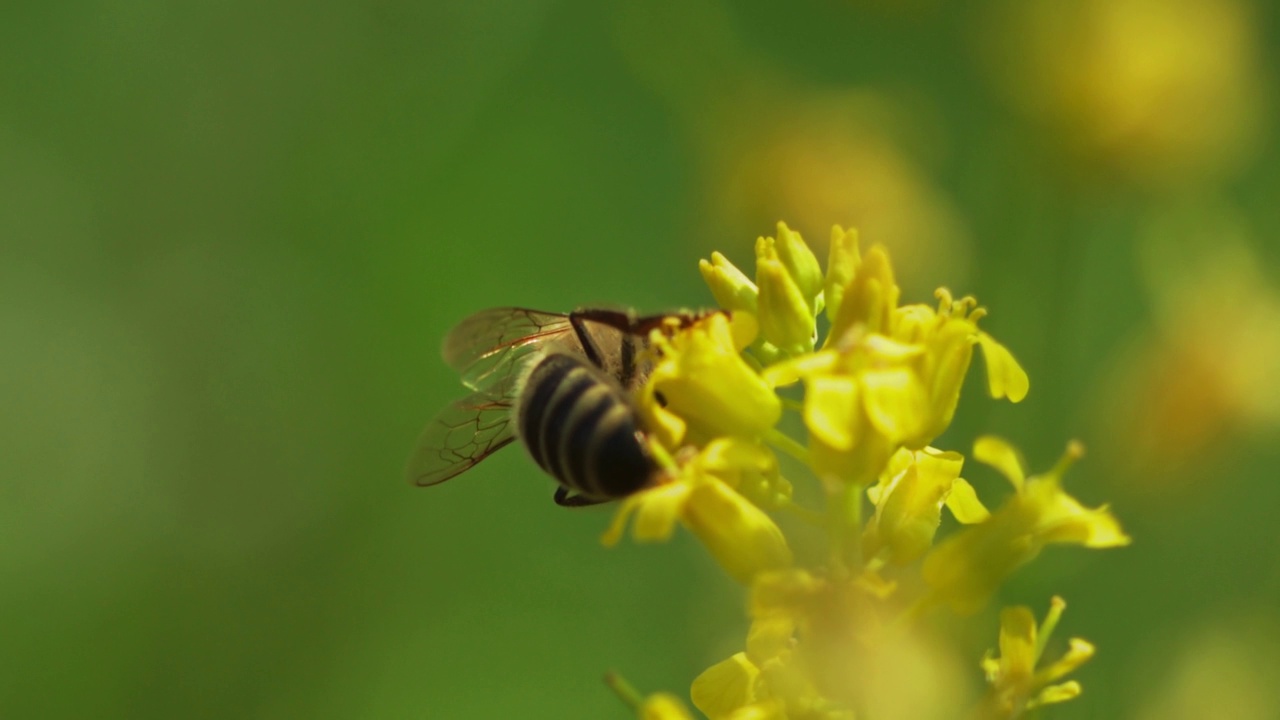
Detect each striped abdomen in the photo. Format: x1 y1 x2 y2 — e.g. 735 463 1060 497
515 353 655 501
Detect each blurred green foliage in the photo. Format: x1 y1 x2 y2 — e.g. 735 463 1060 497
2 0 1278 718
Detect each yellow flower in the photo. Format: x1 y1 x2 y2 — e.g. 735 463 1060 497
1097 212 1280 488
988 0 1264 188
639 312 782 448
602 442 792 584
692 570 836 718
766 335 930 486
692 643 842 720
890 289 1030 446
864 447 989 565
976 597 1095 719
922 438 1130 614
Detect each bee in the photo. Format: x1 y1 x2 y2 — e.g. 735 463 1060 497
406 307 712 506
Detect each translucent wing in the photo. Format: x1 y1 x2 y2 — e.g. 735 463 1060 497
442 307 579 393
405 381 519 487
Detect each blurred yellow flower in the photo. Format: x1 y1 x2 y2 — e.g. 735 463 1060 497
706 91 973 293
987 0 1265 188
694 569 867 720
922 438 1129 614
1132 614 1280 720
614 2 971 288
1097 207 1280 489
976 597 1095 719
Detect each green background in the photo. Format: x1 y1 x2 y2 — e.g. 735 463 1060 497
3 0 1278 717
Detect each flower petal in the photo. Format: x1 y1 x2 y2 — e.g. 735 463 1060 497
804 375 860 451
691 652 760 719
973 435 1027 491
861 367 929 442
945 477 990 524
1030 681 1082 708
1035 638 1096 686
632 482 694 542
978 331 1030 402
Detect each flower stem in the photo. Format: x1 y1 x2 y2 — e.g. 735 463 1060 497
826 482 865 578
845 482 864 570
604 671 643 711
765 428 809 464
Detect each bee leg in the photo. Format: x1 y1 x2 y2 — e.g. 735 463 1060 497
554 486 608 508
568 310 615 369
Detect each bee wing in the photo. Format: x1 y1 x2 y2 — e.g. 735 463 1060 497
442 307 578 393
406 386 519 487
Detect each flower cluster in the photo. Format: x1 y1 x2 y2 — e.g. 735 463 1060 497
606 223 1128 719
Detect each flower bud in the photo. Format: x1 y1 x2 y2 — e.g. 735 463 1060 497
684 477 793 584
700 251 759 314
824 225 861 326
774 222 825 312
756 247 816 356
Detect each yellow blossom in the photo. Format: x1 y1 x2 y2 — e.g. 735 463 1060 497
603 443 792 584
889 289 1030 445
987 0 1264 188
766 334 930 486
976 597 1095 719
922 438 1130 614
639 312 782 448
865 447 989 565
1097 211 1280 489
